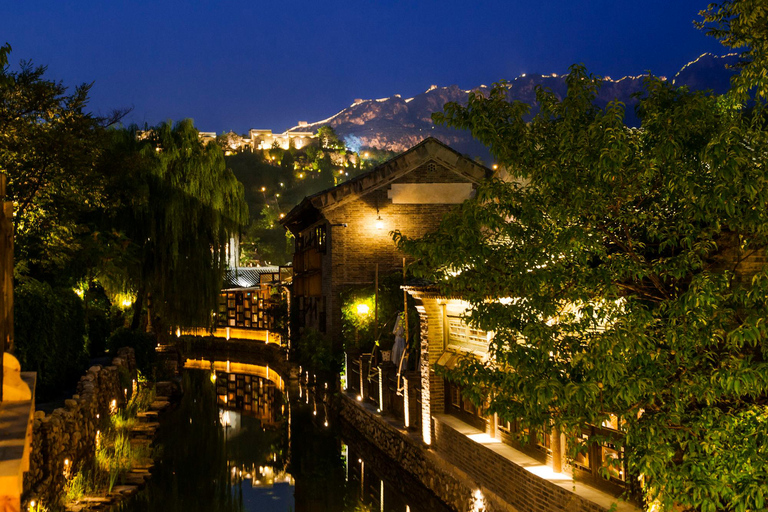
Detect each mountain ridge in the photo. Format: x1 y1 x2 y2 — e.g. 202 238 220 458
286 53 740 160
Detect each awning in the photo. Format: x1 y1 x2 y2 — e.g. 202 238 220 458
436 347 488 370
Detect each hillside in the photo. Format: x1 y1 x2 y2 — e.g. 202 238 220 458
287 53 740 161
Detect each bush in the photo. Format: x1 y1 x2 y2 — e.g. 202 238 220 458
14 279 88 399
107 327 156 376
296 328 339 374
84 283 123 357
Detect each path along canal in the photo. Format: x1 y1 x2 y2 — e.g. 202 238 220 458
115 363 454 512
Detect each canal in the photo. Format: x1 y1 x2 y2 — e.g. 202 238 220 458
116 362 454 512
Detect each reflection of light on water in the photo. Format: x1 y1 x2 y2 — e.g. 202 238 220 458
220 410 231 427
183 358 285 391
230 462 295 488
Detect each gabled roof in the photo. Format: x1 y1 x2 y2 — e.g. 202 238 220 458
281 137 491 233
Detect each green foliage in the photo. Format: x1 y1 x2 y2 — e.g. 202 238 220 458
397 63 768 510
339 272 421 353
697 0 768 102
65 466 96 502
99 120 248 328
317 125 344 150
62 385 154 507
0 45 118 284
14 278 88 399
341 290 376 351
107 327 156 377
296 328 339 373
84 282 123 357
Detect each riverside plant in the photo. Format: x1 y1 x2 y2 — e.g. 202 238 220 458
63 385 156 503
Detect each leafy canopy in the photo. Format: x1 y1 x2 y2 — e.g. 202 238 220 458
395 42 768 512
99 120 248 328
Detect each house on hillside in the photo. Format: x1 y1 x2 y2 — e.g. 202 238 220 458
280 137 492 346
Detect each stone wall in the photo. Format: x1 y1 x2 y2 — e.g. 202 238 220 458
338 394 518 512
339 394 636 512
24 348 136 505
433 417 613 512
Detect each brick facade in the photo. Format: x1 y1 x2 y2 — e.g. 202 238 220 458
282 138 490 348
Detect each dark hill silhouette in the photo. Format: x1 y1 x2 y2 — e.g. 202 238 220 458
288 54 740 161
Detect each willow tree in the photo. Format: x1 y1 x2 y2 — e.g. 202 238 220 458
100 120 248 330
394 13 768 512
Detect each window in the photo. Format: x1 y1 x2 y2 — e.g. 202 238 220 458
445 380 487 431
572 425 627 491
447 316 489 352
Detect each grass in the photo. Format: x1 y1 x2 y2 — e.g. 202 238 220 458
63 384 156 503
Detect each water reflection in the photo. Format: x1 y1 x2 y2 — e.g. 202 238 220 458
118 364 452 512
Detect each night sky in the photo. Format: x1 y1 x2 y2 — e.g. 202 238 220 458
2 1 726 134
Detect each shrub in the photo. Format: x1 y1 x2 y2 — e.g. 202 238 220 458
296 328 339 373
14 279 88 399
107 327 156 376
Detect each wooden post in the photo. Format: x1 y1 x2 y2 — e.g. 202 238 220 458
552 426 563 473
402 258 408 345
403 377 410 428
359 356 365 400
374 263 378 342
0 173 10 403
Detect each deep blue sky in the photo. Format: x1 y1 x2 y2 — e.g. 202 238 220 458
2 1 726 134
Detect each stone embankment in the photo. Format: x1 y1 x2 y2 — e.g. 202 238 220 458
24 348 138 505
338 393 517 512
64 396 173 512
22 348 177 510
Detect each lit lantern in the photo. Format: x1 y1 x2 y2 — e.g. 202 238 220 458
356 303 370 316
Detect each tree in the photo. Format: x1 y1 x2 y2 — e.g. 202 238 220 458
316 125 344 150
99 120 248 329
0 44 123 283
395 29 768 512
697 0 768 102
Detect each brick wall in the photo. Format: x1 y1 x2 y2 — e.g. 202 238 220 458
433 417 617 512
323 162 476 342
414 297 445 445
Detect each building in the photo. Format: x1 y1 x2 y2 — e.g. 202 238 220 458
404 288 636 504
181 265 291 345
215 128 318 154
280 137 492 345
247 129 315 151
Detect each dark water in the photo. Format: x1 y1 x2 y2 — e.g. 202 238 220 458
117 367 453 512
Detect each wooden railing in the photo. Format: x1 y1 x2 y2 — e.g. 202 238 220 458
345 351 421 431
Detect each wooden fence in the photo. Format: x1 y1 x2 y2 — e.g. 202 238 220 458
346 351 421 431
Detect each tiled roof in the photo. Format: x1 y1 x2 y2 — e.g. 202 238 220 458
223 266 280 289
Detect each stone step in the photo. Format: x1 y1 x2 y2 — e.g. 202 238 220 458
110 484 140 495
149 400 170 412
136 411 158 423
